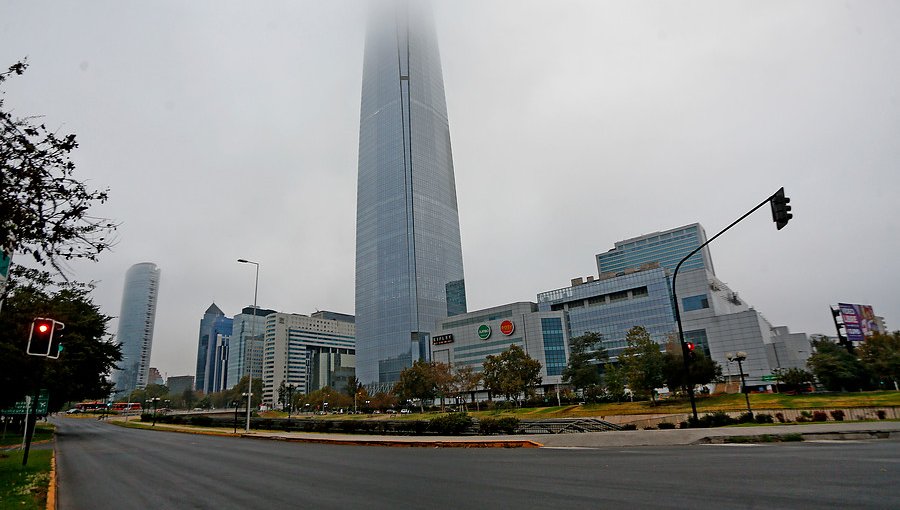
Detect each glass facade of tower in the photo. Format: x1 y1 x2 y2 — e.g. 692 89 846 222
355 1 466 384
112 262 160 396
596 223 714 276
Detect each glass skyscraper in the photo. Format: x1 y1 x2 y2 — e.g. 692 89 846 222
355 1 466 385
111 262 161 397
596 223 715 276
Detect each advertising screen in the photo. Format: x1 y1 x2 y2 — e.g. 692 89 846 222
838 303 881 342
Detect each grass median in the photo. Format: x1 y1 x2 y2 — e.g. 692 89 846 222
0 449 52 510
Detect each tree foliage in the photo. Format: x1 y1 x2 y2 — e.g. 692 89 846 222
775 367 815 393
857 332 900 388
1 60 116 281
481 344 542 405
0 282 121 410
807 340 869 391
618 326 665 402
394 359 440 411
662 337 721 395
562 331 607 392
450 365 482 411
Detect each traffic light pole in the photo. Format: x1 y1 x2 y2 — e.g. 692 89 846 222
673 189 787 423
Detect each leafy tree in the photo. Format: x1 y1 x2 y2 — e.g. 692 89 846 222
369 391 398 412
618 326 665 403
602 364 627 402
0 282 121 410
858 332 900 389
451 365 482 411
807 340 870 391
432 362 454 411
1 60 116 281
394 359 439 412
344 376 361 397
775 367 815 393
180 389 197 409
481 344 542 405
299 386 351 412
562 332 607 393
662 337 721 395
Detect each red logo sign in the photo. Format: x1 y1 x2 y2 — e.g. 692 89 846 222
500 320 515 336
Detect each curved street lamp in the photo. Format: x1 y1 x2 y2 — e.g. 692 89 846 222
726 351 752 417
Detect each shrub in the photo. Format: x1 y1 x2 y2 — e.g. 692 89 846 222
428 413 474 435
877 410 887 420
737 412 754 424
698 411 736 428
643 426 656 430
189 416 213 426
657 422 676 429
812 411 827 422
754 414 774 424
497 417 520 434
478 417 500 435
797 411 813 423
678 421 689 429
621 424 637 430
829 410 845 422
774 412 786 423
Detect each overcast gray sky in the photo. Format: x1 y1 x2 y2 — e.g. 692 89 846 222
3 1 898 379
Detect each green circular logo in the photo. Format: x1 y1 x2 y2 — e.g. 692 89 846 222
477 324 491 340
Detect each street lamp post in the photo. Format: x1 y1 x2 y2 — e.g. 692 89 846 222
237 258 259 433
727 352 753 418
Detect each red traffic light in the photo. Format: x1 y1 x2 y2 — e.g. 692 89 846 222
686 342 695 351
26 318 64 357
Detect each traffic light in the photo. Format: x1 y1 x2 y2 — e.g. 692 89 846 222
685 341 696 362
26 318 64 357
770 187 792 230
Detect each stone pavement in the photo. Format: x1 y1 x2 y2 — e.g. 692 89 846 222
107 417 900 448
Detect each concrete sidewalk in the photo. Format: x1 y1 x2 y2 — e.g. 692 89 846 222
106 417 900 448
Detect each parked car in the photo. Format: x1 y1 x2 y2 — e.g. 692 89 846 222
66 408 81 414
400 409 412 414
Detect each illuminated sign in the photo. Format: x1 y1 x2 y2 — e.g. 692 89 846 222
477 324 491 340
433 334 454 345
500 320 515 336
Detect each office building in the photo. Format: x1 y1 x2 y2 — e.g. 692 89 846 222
355 0 467 385
194 303 233 394
597 223 714 277
537 264 677 359
262 311 356 405
226 306 277 389
111 262 161 397
148 367 164 386
166 375 194 396
432 302 569 398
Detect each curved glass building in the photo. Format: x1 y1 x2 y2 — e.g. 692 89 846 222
111 262 161 396
355 1 466 385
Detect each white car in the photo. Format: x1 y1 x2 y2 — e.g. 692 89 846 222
400 409 412 414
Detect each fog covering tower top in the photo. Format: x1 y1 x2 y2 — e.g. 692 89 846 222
355 0 466 385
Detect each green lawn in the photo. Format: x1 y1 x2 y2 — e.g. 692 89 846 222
0 423 54 448
0 450 52 510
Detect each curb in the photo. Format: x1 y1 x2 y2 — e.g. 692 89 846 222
695 430 897 444
47 450 56 510
242 434 543 448
108 420 542 448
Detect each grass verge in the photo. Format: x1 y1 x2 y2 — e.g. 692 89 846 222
0 450 52 510
0 423 55 448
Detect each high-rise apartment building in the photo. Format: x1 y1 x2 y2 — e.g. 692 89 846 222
194 303 233 393
355 1 467 384
262 311 356 405
111 262 161 397
226 306 277 389
596 223 714 276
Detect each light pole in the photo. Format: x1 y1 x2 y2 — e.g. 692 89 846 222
727 352 753 418
237 258 259 433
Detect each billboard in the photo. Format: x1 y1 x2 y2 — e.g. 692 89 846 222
838 303 881 342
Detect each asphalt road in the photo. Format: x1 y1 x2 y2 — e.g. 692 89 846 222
54 418 899 509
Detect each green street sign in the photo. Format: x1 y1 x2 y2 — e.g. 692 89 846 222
477 324 491 340
0 390 49 416
761 375 777 381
